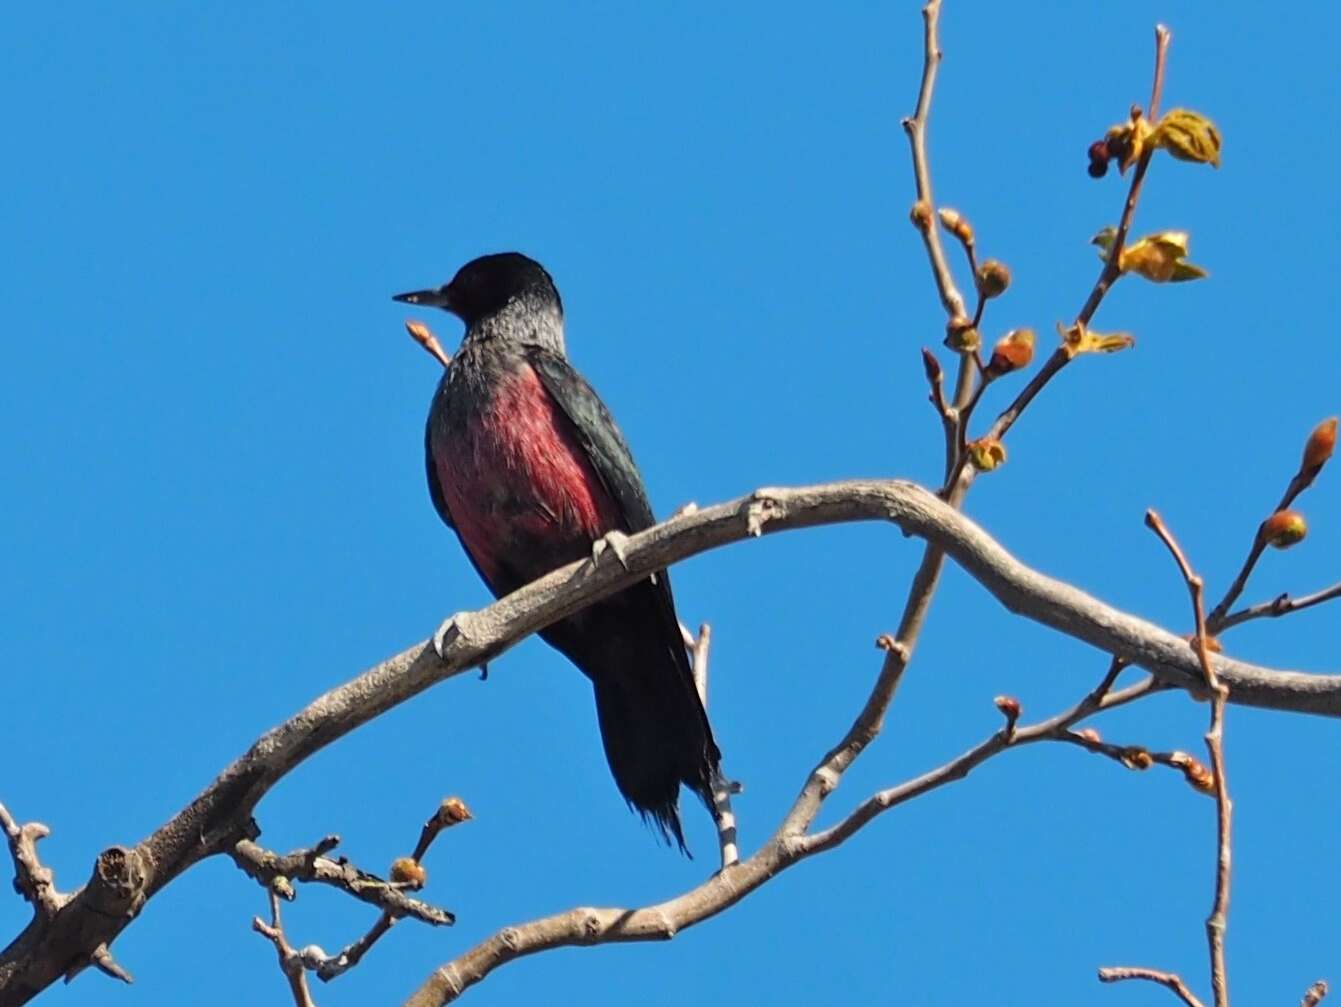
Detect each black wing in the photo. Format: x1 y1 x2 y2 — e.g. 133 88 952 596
525 345 703 673
524 346 658 533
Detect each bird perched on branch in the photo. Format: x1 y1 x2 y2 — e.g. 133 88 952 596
394 252 722 850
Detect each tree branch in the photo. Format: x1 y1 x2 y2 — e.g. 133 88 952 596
1122 510 1232 1007
252 891 318 1007
404 666 1160 1006
230 836 455 927
1099 966 1207 1007
5 478 1341 1004
901 0 967 321
0 805 63 923
1217 580 1341 631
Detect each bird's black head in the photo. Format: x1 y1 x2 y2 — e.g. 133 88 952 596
393 252 562 327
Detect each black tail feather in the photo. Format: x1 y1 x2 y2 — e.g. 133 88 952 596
540 580 720 853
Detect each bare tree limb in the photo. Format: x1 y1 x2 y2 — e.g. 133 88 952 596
6 478 1341 1004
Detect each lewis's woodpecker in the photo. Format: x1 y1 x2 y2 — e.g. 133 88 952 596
394 252 722 849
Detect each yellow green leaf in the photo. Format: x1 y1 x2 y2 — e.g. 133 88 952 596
1058 321 1136 358
1151 108 1222 168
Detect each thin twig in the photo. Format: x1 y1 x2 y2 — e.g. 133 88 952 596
231 836 455 926
683 622 740 870
901 0 968 321
315 912 396 982
1207 536 1267 632
957 24 1173 487
246 799 469 995
1074 26 1172 326
1099 966 1207 1007
1208 468 1322 630
1144 509 1232 1007
1057 729 1212 789
690 623 712 708
407 668 1162 1005
1216 580 1341 631
253 890 318 1007
803 671 1162 853
921 348 956 478
411 798 474 865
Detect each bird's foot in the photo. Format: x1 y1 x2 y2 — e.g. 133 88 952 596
432 612 475 660
590 530 632 571
710 772 742 872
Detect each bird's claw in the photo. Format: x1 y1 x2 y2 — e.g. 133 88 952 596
590 530 632 571
433 612 470 659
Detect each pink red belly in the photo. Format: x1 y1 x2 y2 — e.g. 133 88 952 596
435 362 623 589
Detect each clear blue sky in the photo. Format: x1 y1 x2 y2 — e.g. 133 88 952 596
4 3 1338 1005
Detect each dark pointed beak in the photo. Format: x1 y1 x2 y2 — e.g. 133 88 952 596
392 285 452 308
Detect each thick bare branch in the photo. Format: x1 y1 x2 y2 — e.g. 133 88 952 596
6 479 1340 1002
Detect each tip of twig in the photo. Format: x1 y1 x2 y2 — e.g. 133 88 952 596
406 320 451 368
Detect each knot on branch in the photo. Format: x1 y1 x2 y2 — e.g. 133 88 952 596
579 910 604 942
90 846 148 918
746 491 784 537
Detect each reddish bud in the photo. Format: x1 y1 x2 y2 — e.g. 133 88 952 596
944 316 981 353
390 857 427 887
1302 417 1337 474
986 328 1036 377
1183 758 1215 794
406 320 451 368
1087 139 1110 178
994 695 1021 719
976 259 1012 299
1260 510 1308 549
437 796 473 826
1187 633 1223 654
1119 746 1153 770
